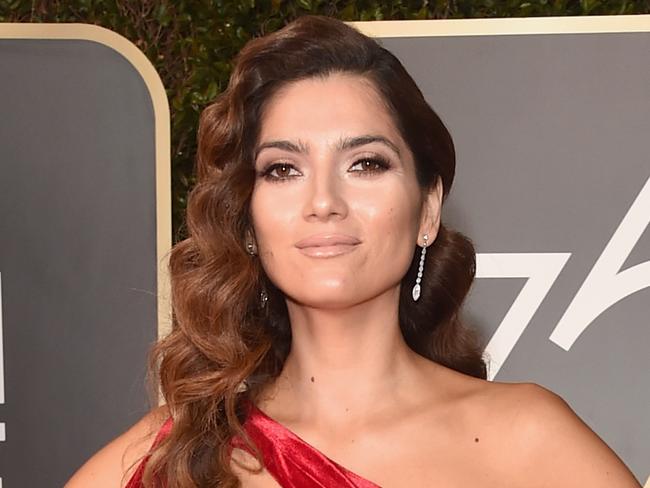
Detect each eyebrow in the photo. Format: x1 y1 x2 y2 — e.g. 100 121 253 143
254 134 401 161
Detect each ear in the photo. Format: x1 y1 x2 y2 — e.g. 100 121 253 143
417 176 443 247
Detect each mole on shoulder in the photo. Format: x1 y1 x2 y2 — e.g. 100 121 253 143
474 437 479 442
310 376 314 382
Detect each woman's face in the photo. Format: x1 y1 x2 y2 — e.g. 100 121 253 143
250 72 441 308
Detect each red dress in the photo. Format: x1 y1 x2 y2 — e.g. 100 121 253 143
124 401 380 487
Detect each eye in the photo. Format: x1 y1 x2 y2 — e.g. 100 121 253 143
258 162 301 182
349 156 391 175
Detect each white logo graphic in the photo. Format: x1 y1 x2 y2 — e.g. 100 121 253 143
481 176 650 380
478 253 571 380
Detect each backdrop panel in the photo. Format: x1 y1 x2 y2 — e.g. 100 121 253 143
0 25 170 487
353 15 650 484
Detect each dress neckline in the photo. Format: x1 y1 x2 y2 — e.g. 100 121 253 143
248 401 334 455
244 400 382 487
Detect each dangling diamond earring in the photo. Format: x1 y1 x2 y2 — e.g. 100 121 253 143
245 234 257 256
260 287 268 309
244 236 266 308
412 233 428 301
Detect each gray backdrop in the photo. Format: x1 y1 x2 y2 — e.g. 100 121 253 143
0 21 648 487
379 31 649 483
0 38 158 487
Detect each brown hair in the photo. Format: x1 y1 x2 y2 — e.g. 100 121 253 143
138 14 486 488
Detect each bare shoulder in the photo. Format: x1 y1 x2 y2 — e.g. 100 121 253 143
485 381 641 488
64 404 170 488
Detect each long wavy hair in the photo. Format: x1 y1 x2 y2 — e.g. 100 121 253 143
136 13 487 488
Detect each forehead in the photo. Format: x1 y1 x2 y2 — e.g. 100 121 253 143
258 73 401 141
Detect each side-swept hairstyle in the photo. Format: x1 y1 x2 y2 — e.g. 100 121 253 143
138 14 486 488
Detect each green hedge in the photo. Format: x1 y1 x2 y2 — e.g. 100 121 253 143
1 0 648 241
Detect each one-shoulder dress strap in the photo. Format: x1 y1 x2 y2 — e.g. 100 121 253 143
230 400 381 488
124 416 173 488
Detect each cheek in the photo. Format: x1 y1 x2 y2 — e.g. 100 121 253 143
368 202 419 274
250 188 298 266
251 187 293 236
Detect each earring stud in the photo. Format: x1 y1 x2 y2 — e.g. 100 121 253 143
412 234 428 301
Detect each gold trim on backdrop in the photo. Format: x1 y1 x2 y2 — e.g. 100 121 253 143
349 13 650 37
0 24 172 349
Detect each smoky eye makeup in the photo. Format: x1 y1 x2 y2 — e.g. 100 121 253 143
257 161 298 181
256 153 393 183
348 154 392 174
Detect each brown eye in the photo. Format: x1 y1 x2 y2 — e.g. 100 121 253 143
275 164 291 177
349 156 391 174
259 162 300 182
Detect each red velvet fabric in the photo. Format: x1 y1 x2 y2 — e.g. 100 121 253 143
230 401 381 487
124 401 380 487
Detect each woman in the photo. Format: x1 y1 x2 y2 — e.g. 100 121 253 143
66 14 641 488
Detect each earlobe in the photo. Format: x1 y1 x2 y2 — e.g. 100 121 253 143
419 176 443 242
432 176 443 230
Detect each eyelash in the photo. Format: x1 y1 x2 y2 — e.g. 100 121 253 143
258 156 392 183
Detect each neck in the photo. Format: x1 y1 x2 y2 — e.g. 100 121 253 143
259 286 430 431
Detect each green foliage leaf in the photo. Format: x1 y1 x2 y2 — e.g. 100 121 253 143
297 0 313 10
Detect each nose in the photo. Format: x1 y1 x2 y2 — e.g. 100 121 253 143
303 163 348 221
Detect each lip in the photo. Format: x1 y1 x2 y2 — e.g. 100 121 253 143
295 233 361 249
297 244 359 258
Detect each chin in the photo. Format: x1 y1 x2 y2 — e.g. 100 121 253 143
286 288 362 309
